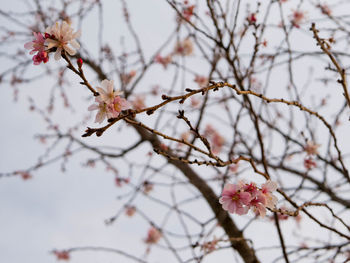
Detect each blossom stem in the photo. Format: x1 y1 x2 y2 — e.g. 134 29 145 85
62 52 99 96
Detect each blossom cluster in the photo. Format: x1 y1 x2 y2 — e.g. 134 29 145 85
204 124 225 154
219 180 278 217
88 79 129 123
24 21 80 65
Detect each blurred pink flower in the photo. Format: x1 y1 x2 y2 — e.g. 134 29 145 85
24 32 46 55
132 95 145 111
304 141 320 156
174 38 193 56
121 70 136 85
194 75 208 87
145 227 161 244
155 54 172 69
304 157 317 170
24 32 49 65
53 250 70 261
260 180 278 209
290 10 306 28
201 237 219 254
125 205 136 217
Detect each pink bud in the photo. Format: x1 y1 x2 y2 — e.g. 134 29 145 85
77 58 83 68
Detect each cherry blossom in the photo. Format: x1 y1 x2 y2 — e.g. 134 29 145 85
53 250 70 261
219 183 251 215
45 21 81 60
88 97 108 123
125 205 136 217
260 180 278 209
194 75 208 87
107 96 129 118
211 132 225 154
319 4 331 16
155 54 172 69
174 38 193 56
290 10 306 28
88 79 129 123
220 180 278 217
182 4 195 22
24 32 46 54
145 227 162 244
15 171 32 180
131 95 145 111
304 141 320 156
24 32 49 65
96 79 123 104
203 124 225 154
121 70 136 85
201 237 219 254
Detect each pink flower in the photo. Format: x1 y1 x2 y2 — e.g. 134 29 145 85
15 171 32 180
145 227 161 244
106 96 129 119
88 79 130 123
53 250 70 261
212 133 225 154
96 79 123 104
241 182 259 198
121 70 136 85
24 32 49 65
155 54 173 69
125 206 136 217
24 32 46 55
45 21 81 60
194 75 208 87
219 183 251 215
203 125 225 154
319 4 331 15
304 141 320 156
201 237 219 254
174 38 194 56
88 97 109 124
132 95 146 111
290 10 306 28
220 180 278 217
260 180 278 209
190 97 200 108
304 157 317 170
250 193 268 217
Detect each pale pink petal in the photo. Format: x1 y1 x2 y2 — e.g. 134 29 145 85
54 48 62 60
263 180 277 192
64 45 76 56
70 39 80 49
